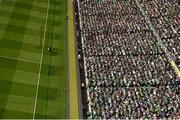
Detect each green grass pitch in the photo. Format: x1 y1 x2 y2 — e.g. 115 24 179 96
0 0 66 118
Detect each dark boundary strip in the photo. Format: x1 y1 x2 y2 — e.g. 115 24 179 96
72 0 83 118
73 1 83 119
73 0 88 119
66 0 70 118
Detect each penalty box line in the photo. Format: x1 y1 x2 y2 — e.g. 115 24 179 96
0 55 39 64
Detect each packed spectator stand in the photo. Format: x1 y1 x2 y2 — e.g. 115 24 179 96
74 0 180 119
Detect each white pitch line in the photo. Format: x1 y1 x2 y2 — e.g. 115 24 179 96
33 0 50 119
0 55 39 64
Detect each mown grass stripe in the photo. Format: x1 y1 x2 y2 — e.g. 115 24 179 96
0 23 60 38
4 0 62 11
0 0 34 117
0 38 41 53
1 109 32 118
0 68 62 89
0 78 58 101
0 57 39 73
0 55 64 75
0 9 60 25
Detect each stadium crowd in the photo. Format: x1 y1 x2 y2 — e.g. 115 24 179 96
140 0 180 62
75 0 180 119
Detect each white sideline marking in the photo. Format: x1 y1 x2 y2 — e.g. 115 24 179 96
33 0 50 119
